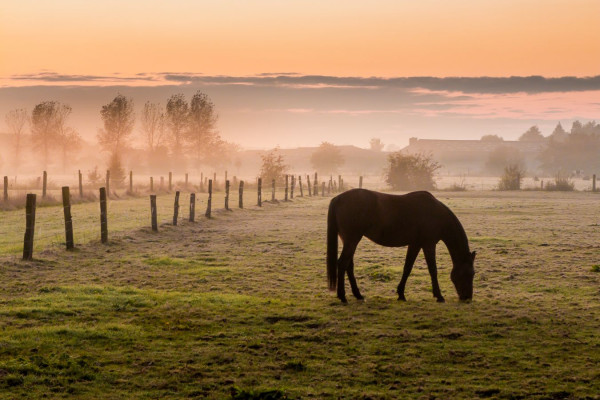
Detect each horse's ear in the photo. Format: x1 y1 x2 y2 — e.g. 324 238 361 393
471 251 477 261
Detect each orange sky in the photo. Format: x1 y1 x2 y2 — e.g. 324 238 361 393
2 0 600 80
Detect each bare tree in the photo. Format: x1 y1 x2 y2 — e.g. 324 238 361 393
31 101 60 169
4 108 28 171
140 101 166 153
187 91 219 167
165 94 189 160
369 138 384 151
98 94 135 185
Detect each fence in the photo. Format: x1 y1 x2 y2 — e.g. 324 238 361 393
1 171 362 259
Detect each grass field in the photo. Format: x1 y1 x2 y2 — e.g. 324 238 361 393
1 190 599 399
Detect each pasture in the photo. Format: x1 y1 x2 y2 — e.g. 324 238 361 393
0 190 599 399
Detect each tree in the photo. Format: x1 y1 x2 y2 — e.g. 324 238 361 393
485 146 523 175
480 134 504 142
369 138 384 151
260 148 288 185
53 104 80 172
518 125 545 141
140 101 166 154
4 108 28 172
548 122 568 143
165 94 189 159
31 101 60 169
385 152 440 190
98 94 135 185
310 142 345 174
187 91 220 167
539 120 600 173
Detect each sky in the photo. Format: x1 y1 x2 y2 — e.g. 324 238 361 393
1 0 600 149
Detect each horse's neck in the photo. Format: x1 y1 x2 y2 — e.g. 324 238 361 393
441 215 470 265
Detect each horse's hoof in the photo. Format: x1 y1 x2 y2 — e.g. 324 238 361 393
398 295 407 301
436 297 446 303
354 294 364 301
339 297 348 304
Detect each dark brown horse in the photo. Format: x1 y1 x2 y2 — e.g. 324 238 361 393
327 189 475 303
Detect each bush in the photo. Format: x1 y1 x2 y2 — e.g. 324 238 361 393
260 148 288 186
498 164 525 190
385 152 440 190
545 173 575 191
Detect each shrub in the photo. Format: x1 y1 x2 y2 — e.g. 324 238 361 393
545 173 575 191
260 148 289 186
498 164 525 190
385 152 440 190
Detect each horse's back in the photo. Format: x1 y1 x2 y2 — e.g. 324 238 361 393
330 189 449 247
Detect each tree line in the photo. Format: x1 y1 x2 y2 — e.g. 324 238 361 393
2 91 233 181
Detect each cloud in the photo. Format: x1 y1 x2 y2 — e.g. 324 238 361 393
8 72 600 94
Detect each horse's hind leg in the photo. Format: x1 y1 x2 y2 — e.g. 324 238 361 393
398 245 420 301
337 239 360 303
347 259 364 300
423 245 445 303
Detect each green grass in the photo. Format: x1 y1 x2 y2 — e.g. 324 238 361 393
1 191 600 398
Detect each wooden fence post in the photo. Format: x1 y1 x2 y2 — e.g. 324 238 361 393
285 175 289 201
200 172 204 192
169 172 172 191
225 170 228 183
42 171 47 199
189 193 196 222
290 175 295 199
307 175 312 196
213 173 217 190
150 194 158 231
299 175 303 197
62 186 74 250
593 174 596 192
322 182 325 197
106 170 110 197
359 176 363 189
314 173 318 196
160 176 164 190
225 180 230 210
3 176 8 201
78 170 83 197
340 178 344 192
22 193 36 260
205 179 213 218
100 187 108 243
185 173 188 189
150 177 154 192
239 181 244 209
257 178 262 207
338 175 341 191
129 170 133 193
271 179 276 202
173 191 180 225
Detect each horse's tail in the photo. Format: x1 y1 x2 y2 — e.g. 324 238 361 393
327 198 338 291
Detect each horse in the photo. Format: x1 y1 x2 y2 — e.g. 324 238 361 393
327 189 475 303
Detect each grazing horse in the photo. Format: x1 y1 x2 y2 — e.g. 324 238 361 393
327 189 475 303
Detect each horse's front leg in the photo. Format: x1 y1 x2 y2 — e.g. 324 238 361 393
423 244 445 303
398 244 420 301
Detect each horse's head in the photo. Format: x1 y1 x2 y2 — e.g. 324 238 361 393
451 251 476 301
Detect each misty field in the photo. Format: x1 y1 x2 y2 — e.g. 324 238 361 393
0 190 599 399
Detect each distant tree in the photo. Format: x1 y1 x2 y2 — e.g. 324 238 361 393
87 166 102 185
31 101 60 169
260 148 289 185
187 91 220 167
498 164 525 190
480 134 504 142
385 152 440 190
369 138 384 151
539 120 600 173
518 125 545 141
485 146 524 175
53 104 81 172
548 122 568 143
4 108 28 171
310 142 345 174
165 94 189 159
98 94 135 185
140 102 166 153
